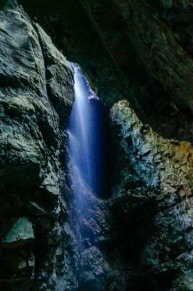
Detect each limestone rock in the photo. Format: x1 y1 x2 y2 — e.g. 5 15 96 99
110 99 193 289
2 0 193 289
3 217 34 245
0 0 74 289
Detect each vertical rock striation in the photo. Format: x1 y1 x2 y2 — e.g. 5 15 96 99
0 1 74 289
1 0 193 290
109 99 193 289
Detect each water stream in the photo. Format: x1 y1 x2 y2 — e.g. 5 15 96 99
67 63 110 199
66 64 111 287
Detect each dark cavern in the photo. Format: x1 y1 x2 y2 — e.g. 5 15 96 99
1 0 193 290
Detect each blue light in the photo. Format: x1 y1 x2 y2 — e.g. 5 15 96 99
67 63 104 198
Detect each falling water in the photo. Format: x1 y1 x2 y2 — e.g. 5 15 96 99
66 63 111 287
67 63 108 199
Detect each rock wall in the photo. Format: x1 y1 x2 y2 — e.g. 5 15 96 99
21 0 193 141
1 0 193 290
63 99 193 290
0 1 74 289
110 100 193 289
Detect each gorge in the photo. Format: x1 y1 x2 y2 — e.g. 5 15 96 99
1 0 193 290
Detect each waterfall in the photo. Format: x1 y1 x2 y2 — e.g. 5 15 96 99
67 63 104 199
66 63 111 287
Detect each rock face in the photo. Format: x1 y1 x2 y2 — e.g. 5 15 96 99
0 0 74 289
21 0 193 141
63 99 193 290
110 100 193 290
2 0 193 290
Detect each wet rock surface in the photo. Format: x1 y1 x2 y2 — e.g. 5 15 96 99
64 99 193 290
0 1 74 289
2 0 193 290
110 100 193 290
21 0 193 142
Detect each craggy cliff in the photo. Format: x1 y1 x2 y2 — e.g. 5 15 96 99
0 1 74 289
1 0 193 290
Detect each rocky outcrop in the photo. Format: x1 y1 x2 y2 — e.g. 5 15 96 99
21 0 193 141
0 1 74 289
2 0 193 290
64 98 193 290
110 100 193 289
